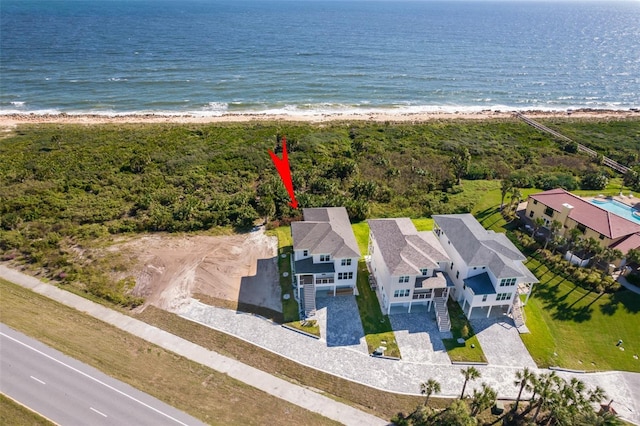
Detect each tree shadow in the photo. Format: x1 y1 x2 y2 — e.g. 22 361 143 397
600 288 640 316
551 301 593 322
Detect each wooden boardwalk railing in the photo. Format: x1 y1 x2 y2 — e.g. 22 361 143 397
513 112 631 174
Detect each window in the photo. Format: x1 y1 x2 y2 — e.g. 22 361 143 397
533 200 538 205
393 289 410 298
496 293 512 301
420 268 428 276
529 211 534 218
577 224 586 234
338 272 353 280
341 258 352 266
456 271 459 279
544 207 554 217
482 295 487 302
398 276 409 283
499 278 517 287
320 254 331 262
599 234 605 240
450 263 454 270
303 250 308 257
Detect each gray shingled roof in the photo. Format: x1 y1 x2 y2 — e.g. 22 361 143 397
291 207 361 258
433 214 538 283
368 218 450 276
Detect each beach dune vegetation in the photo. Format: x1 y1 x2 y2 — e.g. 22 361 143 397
1 118 639 304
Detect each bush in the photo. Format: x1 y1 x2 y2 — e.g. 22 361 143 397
580 172 608 190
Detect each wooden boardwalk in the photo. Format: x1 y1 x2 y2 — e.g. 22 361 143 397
514 112 631 174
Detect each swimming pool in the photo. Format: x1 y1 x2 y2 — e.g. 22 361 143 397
591 198 640 223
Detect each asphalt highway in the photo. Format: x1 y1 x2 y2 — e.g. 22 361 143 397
0 324 207 426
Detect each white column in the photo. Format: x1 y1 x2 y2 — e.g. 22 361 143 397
467 304 473 318
408 300 412 313
333 284 336 296
524 283 534 305
487 305 492 318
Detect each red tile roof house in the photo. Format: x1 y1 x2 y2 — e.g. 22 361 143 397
524 188 640 267
291 207 361 318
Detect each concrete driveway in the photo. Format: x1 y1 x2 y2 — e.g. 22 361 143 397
470 316 537 368
389 307 451 365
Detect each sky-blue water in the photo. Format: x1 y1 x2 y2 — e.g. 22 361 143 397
1 0 639 115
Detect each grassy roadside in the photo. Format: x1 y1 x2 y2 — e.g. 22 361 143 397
0 278 339 426
0 394 55 426
135 305 443 419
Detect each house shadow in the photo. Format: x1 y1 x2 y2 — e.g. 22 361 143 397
317 296 365 348
237 256 284 323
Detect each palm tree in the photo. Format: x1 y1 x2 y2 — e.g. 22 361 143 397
531 372 560 423
500 179 513 210
513 367 536 412
470 382 497 416
532 217 545 238
459 366 481 399
599 248 623 281
420 379 441 406
626 248 640 267
588 386 607 405
510 187 522 209
582 237 601 267
566 227 583 265
544 220 562 251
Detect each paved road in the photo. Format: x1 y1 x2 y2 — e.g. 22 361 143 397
0 325 207 426
0 265 387 426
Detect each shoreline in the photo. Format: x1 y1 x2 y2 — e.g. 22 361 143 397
1 108 639 127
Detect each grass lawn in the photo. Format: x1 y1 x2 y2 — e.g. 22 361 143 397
521 257 640 372
0 279 337 425
475 204 640 373
0 394 54 426
355 261 401 358
351 221 370 257
442 299 487 363
285 319 321 337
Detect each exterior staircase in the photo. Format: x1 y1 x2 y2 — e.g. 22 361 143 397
433 297 450 332
303 278 316 318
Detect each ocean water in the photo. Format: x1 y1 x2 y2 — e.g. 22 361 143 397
1 0 639 116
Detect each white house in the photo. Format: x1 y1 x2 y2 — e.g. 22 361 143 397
432 214 538 319
367 218 453 331
291 207 361 318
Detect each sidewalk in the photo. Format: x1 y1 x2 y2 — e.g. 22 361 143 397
0 265 387 426
2 264 639 425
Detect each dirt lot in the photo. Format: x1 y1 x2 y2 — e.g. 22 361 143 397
111 229 281 313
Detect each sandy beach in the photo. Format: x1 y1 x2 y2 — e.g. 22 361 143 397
1 108 638 128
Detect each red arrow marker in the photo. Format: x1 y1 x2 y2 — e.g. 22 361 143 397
269 136 298 209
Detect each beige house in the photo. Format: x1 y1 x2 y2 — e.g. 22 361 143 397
525 188 640 264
